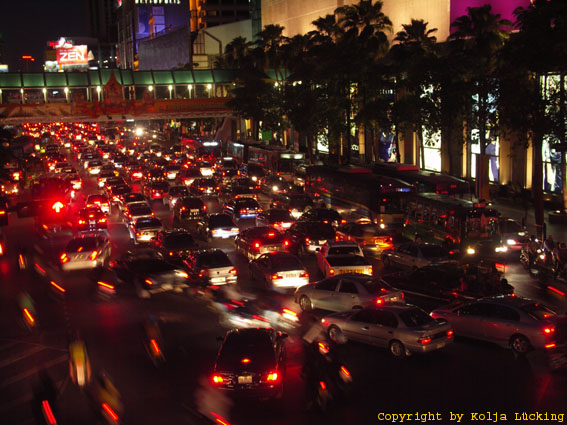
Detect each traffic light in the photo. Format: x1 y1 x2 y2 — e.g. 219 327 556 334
52 201 64 213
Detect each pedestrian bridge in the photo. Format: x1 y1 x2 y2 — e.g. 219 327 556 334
0 68 268 123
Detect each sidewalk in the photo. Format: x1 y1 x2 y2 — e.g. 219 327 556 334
491 198 567 242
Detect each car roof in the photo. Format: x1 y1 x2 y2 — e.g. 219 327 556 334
324 241 359 247
476 295 536 307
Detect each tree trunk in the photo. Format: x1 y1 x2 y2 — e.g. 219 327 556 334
532 131 545 238
560 73 567 214
478 88 490 201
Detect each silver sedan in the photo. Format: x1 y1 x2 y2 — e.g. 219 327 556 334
321 304 454 358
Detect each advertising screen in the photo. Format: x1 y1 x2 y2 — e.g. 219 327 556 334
56 46 88 67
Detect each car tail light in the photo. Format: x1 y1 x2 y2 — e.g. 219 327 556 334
90 251 99 261
282 308 298 320
0 243 3 256
258 208 263 213
136 232 141 236
375 298 384 305
198 269 210 278
101 402 119 421
202 205 207 211
254 242 261 249
78 219 86 224
543 327 556 334
284 240 290 247
150 338 161 355
113 195 119 201
368 266 373 274
447 329 454 338
545 343 557 349
340 219 347 224
266 372 279 382
199 187 205 191
240 209 247 214
60 253 69 263
98 281 115 290
300 271 309 278
229 268 237 275
329 268 335 275
99 218 106 223
41 400 57 425
231 227 238 232
145 279 154 286
271 273 283 280
417 336 431 344
169 251 174 256
241 357 251 364
212 374 224 384
268 232 275 237
401 291 405 300
305 237 310 244
0 210 6 215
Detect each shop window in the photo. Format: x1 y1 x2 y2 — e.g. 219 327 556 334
422 129 441 172
470 129 499 183
543 135 562 193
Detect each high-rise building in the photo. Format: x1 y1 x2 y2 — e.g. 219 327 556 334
85 0 118 67
189 0 251 32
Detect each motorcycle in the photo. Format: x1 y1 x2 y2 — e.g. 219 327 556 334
142 319 165 367
519 248 530 270
68 339 92 388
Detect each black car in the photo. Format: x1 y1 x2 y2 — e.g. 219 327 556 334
224 198 263 220
212 328 287 400
285 221 336 255
196 213 239 241
244 164 266 183
270 193 314 219
299 208 346 228
0 195 8 226
151 229 199 260
144 181 169 203
111 249 190 298
164 185 189 209
172 196 207 225
189 177 219 196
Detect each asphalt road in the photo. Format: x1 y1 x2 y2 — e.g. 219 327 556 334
1 158 567 425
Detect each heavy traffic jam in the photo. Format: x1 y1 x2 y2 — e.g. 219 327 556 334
1 122 566 425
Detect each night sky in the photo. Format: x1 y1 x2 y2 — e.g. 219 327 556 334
0 0 87 72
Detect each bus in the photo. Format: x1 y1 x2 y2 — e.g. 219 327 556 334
225 140 262 164
248 146 305 180
305 166 415 231
402 192 505 256
372 162 471 197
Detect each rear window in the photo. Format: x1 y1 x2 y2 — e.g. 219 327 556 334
236 199 260 208
268 210 293 221
130 205 152 214
66 238 98 252
318 210 341 220
521 303 557 320
197 251 232 268
209 215 235 227
420 245 448 259
247 165 265 176
180 197 204 208
327 256 368 266
361 279 394 294
306 223 335 238
169 187 188 196
163 233 196 249
399 308 435 327
88 195 108 203
217 332 275 372
270 255 303 271
151 182 169 190
136 218 162 229
328 246 360 255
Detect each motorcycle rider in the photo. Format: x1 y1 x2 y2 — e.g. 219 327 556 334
553 242 567 278
543 235 556 265
68 331 91 387
527 235 539 271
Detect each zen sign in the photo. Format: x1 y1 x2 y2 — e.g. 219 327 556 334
56 46 88 66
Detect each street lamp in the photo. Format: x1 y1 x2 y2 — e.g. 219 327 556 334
96 85 101 101
168 84 173 99
20 88 24 104
206 84 212 98
42 87 47 103
64 87 69 102
187 84 193 99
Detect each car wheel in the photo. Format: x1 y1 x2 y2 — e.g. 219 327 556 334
299 295 313 312
328 325 346 344
389 340 406 358
382 256 391 269
510 334 531 355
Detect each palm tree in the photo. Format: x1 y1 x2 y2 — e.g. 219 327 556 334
449 5 512 200
222 36 253 69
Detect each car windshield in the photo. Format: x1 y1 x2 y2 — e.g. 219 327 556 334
180 198 204 209
521 303 557 320
197 251 232 268
163 233 195 249
209 215 235 227
217 332 276 372
151 182 169 190
136 218 162 229
124 194 145 202
399 308 435 327
66 238 98 252
420 245 448 259
270 255 303 271
328 246 360 255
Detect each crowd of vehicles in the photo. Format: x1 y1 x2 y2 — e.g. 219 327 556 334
3 121 567 423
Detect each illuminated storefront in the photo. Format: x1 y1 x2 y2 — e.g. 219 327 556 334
422 129 442 172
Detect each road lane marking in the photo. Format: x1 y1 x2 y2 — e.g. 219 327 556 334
0 338 67 352
0 380 65 413
0 354 68 389
0 345 45 367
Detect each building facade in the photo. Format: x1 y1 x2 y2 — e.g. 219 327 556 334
189 0 251 32
85 0 118 68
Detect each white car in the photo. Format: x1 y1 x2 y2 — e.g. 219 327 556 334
60 235 111 271
316 241 371 277
129 217 164 244
249 252 309 289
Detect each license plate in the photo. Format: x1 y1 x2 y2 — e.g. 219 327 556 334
190 209 199 213
162 283 173 290
89 220 96 225
238 375 253 384
436 342 446 349
390 297 398 301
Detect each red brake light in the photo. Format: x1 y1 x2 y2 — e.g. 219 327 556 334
284 240 290 247
78 219 86 224
60 253 69 263
99 218 106 223
329 268 335 275
90 251 98 261
447 329 454 338
268 232 275 237
50 280 66 293
150 338 161 355
282 308 297 318
266 372 279 382
229 268 237 275
543 327 556 334
305 237 310 243
300 271 309 278
375 298 384 305
545 343 557 349
241 358 251 364
145 279 154 286
418 337 432 344
102 402 119 421
42 400 57 425
254 242 261 249
271 273 283 280
340 365 350 377
212 374 224 384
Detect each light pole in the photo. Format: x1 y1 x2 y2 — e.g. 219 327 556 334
42 88 47 103
168 84 173 99
207 84 212 98
96 85 101 101
187 84 193 99
64 87 69 103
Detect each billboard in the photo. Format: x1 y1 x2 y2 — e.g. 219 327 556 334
56 46 88 67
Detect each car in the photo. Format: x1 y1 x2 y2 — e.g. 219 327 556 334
120 192 148 212
243 164 266 183
123 203 154 224
86 194 110 214
261 175 292 195
74 207 107 234
211 328 286 400
86 160 103 175
382 242 455 270
269 193 313 219
172 196 207 226
216 168 240 185
198 161 215 176
335 220 396 253
143 169 166 183
179 167 202 186
196 213 239 241
151 229 199 260
316 241 372 278
182 249 237 287
224 198 263 220
321 304 454 358
143 181 169 203
129 217 164 244
294 274 404 312
499 218 529 251
249 252 309 289
230 177 259 192
128 165 145 181
0 195 9 226
65 173 83 190
189 177 219 196
164 185 189 209
430 296 567 355
60 235 111 271
216 157 239 170
221 184 258 201
255 209 294 232
235 227 288 260
298 208 346 228
284 221 336 255
110 249 190 298
165 164 182 181
96 169 119 188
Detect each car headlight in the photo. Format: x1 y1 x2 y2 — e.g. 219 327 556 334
506 239 516 246
495 246 508 253
539 254 546 260
379 223 386 229
466 247 476 255
273 185 279 192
